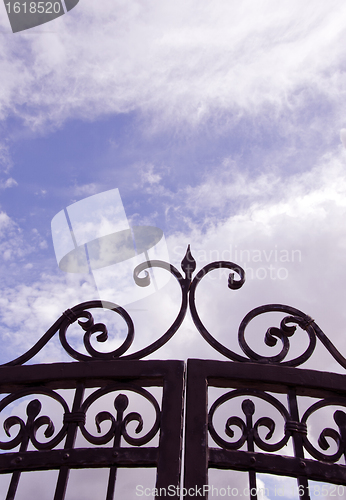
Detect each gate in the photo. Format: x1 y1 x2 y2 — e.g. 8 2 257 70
1 247 346 499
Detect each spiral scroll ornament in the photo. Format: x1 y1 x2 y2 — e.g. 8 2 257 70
0 389 69 451
301 399 346 463
79 384 160 447
3 246 346 368
208 389 291 452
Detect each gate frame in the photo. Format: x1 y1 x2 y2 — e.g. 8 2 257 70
0 359 185 499
2 247 346 499
184 359 346 499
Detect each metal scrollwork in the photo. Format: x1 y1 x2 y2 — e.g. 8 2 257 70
122 246 194 359
0 389 69 451
301 399 346 463
208 389 290 452
189 262 321 365
3 245 346 368
189 261 247 363
236 304 346 367
237 305 317 366
59 301 135 362
3 247 195 365
188 248 346 368
80 384 160 447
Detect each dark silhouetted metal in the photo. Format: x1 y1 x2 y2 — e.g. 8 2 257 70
1 246 346 499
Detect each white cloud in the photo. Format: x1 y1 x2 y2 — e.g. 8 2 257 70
0 210 26 261
340 128 346 148
0 177 17 188
140 164 162 185
0 272 98 363
0 211 13 233
0 141 12 173
0 1 346 131
1 1 346 495
151 145 346 233
0 146 346 496
161 146 346 372
1 146 345 371
73 183 100 197
0 213 50 291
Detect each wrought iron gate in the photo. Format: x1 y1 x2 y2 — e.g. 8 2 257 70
1 247 346 499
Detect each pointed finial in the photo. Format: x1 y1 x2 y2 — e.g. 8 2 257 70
181 245 196 281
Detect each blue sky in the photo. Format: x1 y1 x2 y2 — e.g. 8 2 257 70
1 1 346 498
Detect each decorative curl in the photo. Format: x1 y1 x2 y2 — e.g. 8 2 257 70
208 389 290 452
5 246 346 368
80 384 160 447
123 253 192 360
238 305 317 366
2 416 25 450
189 261 247 362
0 390 69 451
59 301 134 361
301 399 346 462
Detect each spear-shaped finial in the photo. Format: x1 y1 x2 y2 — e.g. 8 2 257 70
181 245 196 281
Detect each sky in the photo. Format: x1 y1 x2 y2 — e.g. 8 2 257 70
1 1 346 499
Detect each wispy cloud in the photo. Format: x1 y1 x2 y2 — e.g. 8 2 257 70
0 177 17 189
73 182 100 197
0 210 25 260
1 145 346 372
0 141 12 173
0 1 346 132
1 2 346 497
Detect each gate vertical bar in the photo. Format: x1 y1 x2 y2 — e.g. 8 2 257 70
5 400 41 500
155 361 185 499
105 393 131 500
242 400 258 500
53 383 85 500
184 359 208 499
287 388 310 500
6 425 29 500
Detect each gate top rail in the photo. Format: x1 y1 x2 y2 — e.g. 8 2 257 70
2 246 345 369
